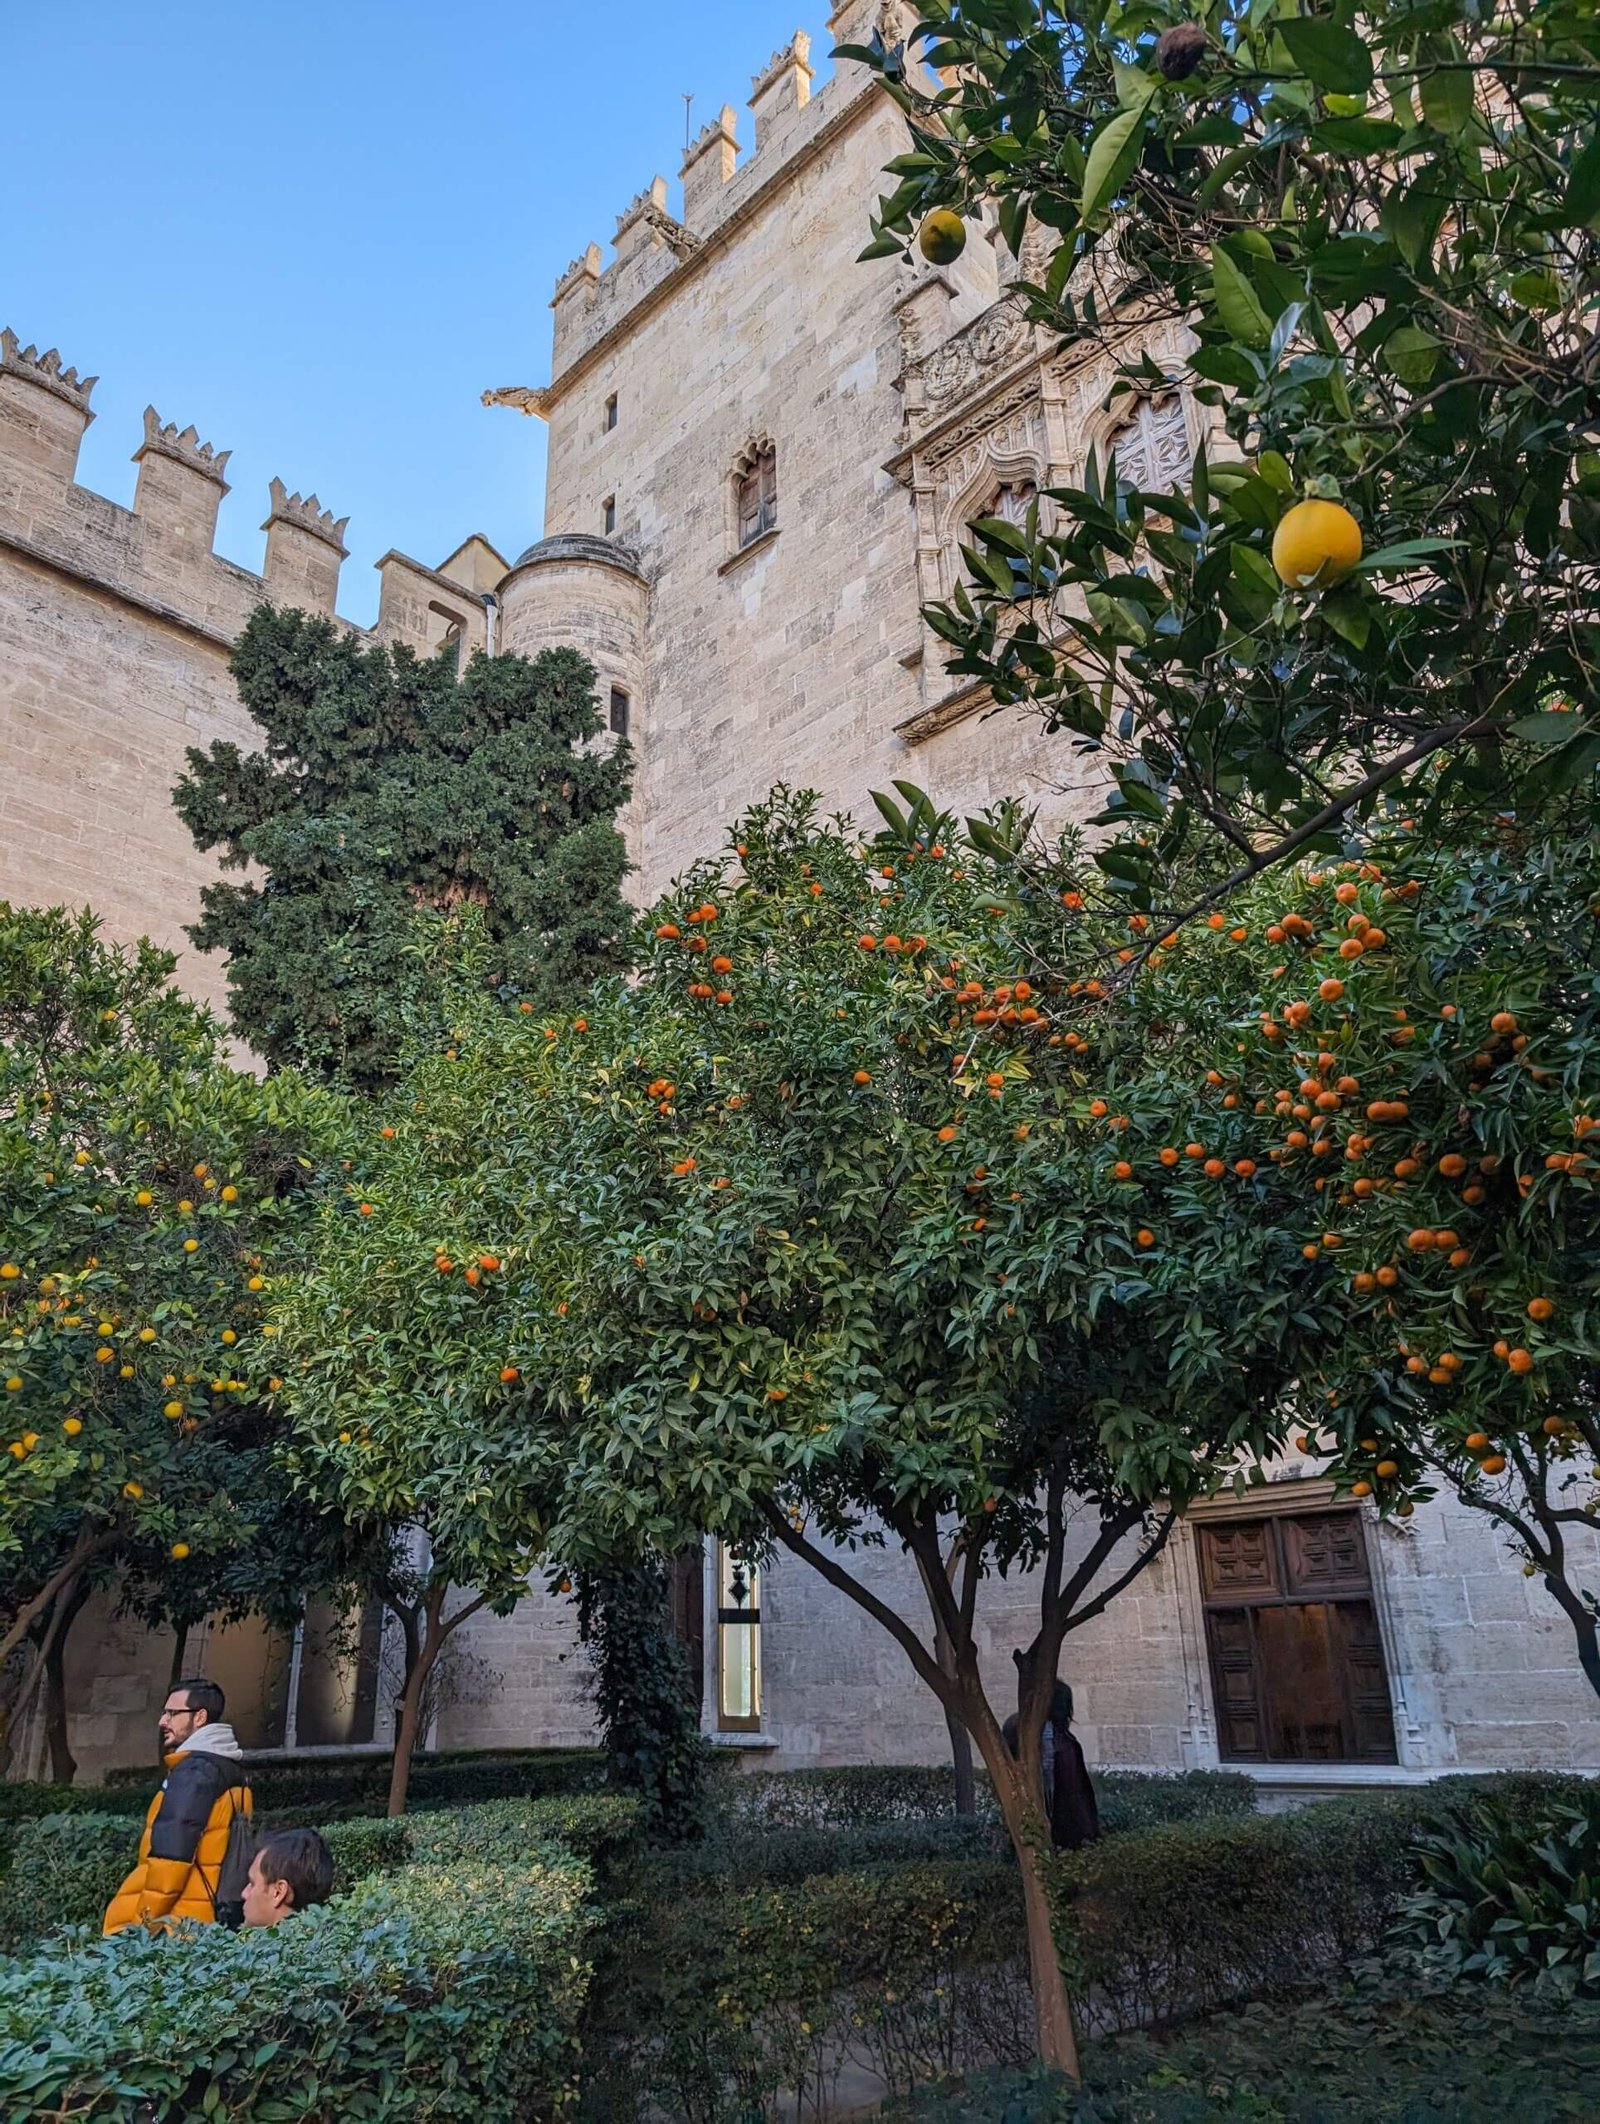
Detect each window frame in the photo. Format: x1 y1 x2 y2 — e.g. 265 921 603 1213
608 685 631 738
730 438 778 556
715 1541 762 1732
602 494 617 537
603 392 619 434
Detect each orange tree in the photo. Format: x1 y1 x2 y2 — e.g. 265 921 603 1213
0 907 350 1753
1137 830 1600 1697
270 1017 582 1817
281 789 1325 2075
845 0 1600 916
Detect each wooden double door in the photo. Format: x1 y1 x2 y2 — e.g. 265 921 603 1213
1197 1510 1398 1764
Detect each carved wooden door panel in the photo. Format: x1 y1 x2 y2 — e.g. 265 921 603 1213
1197 1513 1398 1764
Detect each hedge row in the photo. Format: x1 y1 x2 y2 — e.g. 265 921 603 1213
716 1764 1258 1836
0 1852 597 2123
8 1744 609 1824
0 1793 638 1956
582 1772 1599 2119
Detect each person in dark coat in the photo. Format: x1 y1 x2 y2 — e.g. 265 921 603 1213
1003 1675 1100 1851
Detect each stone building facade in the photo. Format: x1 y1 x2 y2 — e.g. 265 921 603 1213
2 1 1597 1791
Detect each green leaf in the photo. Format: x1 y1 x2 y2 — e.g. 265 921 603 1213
1509 713 1589 746
1320 585 1371 649
1080 106 1145 223
1382 323 1442 385
1566 131 1600 230
1418 54 1473 134
1351 537 1458 574
1112 58 1157 109
1209 246 1272 350
1278 16 1373 94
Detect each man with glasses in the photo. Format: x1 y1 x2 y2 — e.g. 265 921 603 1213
104 1677 253 1934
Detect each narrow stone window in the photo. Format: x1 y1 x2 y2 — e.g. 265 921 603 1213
716 1542 762 1731
602 495 617 536
608 685 630 738
734 441 778 550
603 392 619 433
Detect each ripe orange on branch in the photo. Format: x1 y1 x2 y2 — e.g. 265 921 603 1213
1271 499 1363 588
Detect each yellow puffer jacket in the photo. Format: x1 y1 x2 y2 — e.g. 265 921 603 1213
103 1731 252 1935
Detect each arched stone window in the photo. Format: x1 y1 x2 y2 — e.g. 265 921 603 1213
732 438 778 551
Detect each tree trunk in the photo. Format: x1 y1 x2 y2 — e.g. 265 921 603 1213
44 1581 90 1784
1540 1568 1600 1702
386 1612 441 1817
168 1623 191 1694
966 1694 1081 2080
933 1614 977 1816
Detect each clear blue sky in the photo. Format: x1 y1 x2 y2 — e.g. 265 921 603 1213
3 1 816 625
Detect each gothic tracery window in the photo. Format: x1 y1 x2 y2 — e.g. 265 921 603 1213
1104 392 1191 491
992 478 1038 527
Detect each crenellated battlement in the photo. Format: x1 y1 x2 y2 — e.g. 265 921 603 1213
138 408 232 487
264 475 349 553
0 323 498 663
0 329 98 416
541 3 922 388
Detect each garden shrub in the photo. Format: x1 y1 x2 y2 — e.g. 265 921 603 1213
882 1974 1600 2121
585 1859 1031 2121
319 1813 410 1887
406 1792 641 1872
1392 1789 1600 1996
659 1815 1008 1892
90 1744 607 1821
0 1853 596 2122
0 1815 130 1952
716 1764 1256 1837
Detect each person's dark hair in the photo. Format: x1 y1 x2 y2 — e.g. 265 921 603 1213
257 1829 335 1914
174 1677 225 1721
1049 1681 1074 1728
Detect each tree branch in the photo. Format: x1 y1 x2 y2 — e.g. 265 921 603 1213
758 1497 951 1703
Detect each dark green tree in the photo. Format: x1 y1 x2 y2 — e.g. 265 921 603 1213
175 607 634 1090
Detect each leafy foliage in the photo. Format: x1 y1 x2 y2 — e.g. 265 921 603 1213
576 1556 711 1838
174 607 634 1091
0 906 354 1710
1395 1793 1600 1995
0 1854 596 2123
849 0 1600 906
1137 832 1600 1691
882 1979 1600 2121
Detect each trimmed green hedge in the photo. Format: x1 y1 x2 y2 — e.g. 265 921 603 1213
717 1764 1257 1836
883 1980 1600 2121
0 1854 596 2123
87 1744 607 1821
0 1816 131 1953
0 1793 638 1958
583 1771 1599 2118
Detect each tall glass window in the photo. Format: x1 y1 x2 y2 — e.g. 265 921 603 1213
716 1542 761 1731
